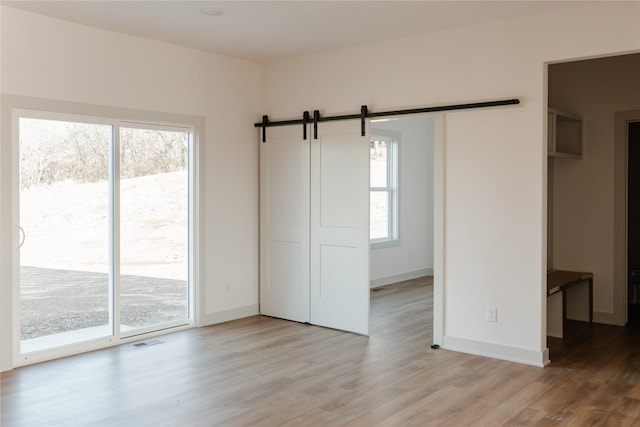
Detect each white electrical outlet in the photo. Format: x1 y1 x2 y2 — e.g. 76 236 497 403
487 306 497 322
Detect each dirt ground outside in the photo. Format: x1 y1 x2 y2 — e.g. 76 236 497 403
21 266 188 340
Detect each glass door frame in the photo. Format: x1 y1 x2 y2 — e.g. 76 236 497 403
12 108 197 366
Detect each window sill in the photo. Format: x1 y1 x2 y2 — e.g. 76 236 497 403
370 239 400 250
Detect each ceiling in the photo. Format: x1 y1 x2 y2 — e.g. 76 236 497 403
2 1 584 62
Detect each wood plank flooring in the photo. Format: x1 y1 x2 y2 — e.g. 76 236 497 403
2 276 640 426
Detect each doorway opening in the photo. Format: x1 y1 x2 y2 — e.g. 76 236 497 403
627 121 640 325
368 115 436 337
547 52 640 358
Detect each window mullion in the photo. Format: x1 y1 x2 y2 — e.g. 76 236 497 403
110 123 120 339
386 189 393 241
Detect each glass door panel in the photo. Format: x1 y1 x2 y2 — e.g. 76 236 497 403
119 127 189 333
19 118 112 353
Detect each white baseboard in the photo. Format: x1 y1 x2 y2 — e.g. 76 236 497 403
370 268 433 288
443 335 549 367
593 310 617 325
199 304 259 327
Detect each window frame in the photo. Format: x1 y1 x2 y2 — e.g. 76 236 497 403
369 128 399 248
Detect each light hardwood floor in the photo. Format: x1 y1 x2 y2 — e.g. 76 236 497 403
2 276 640 426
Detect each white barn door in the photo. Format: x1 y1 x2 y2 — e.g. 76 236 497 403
260 119 370 335
260 125 310 323
310 120 370 335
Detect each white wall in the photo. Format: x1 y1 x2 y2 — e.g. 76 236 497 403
370 117 434 287
0 6 262 371
549 54 640 323
262 1 640 366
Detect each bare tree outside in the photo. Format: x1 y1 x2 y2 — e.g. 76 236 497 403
20 120 187 189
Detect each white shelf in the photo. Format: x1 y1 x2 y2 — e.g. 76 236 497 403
548 108 582 159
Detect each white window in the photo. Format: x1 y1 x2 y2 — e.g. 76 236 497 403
370 129 399 246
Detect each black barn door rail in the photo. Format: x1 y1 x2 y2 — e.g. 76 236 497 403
255 98 520 142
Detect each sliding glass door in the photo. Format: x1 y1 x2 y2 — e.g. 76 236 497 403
17 113 192 357
18 117 113 353
119 126 189 334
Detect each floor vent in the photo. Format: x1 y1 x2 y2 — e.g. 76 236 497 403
131 339 164 348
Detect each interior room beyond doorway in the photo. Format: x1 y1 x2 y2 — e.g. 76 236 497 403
547 52 640 343
369 116 435 290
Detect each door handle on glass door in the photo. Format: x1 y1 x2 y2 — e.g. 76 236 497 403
16 225 25 248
